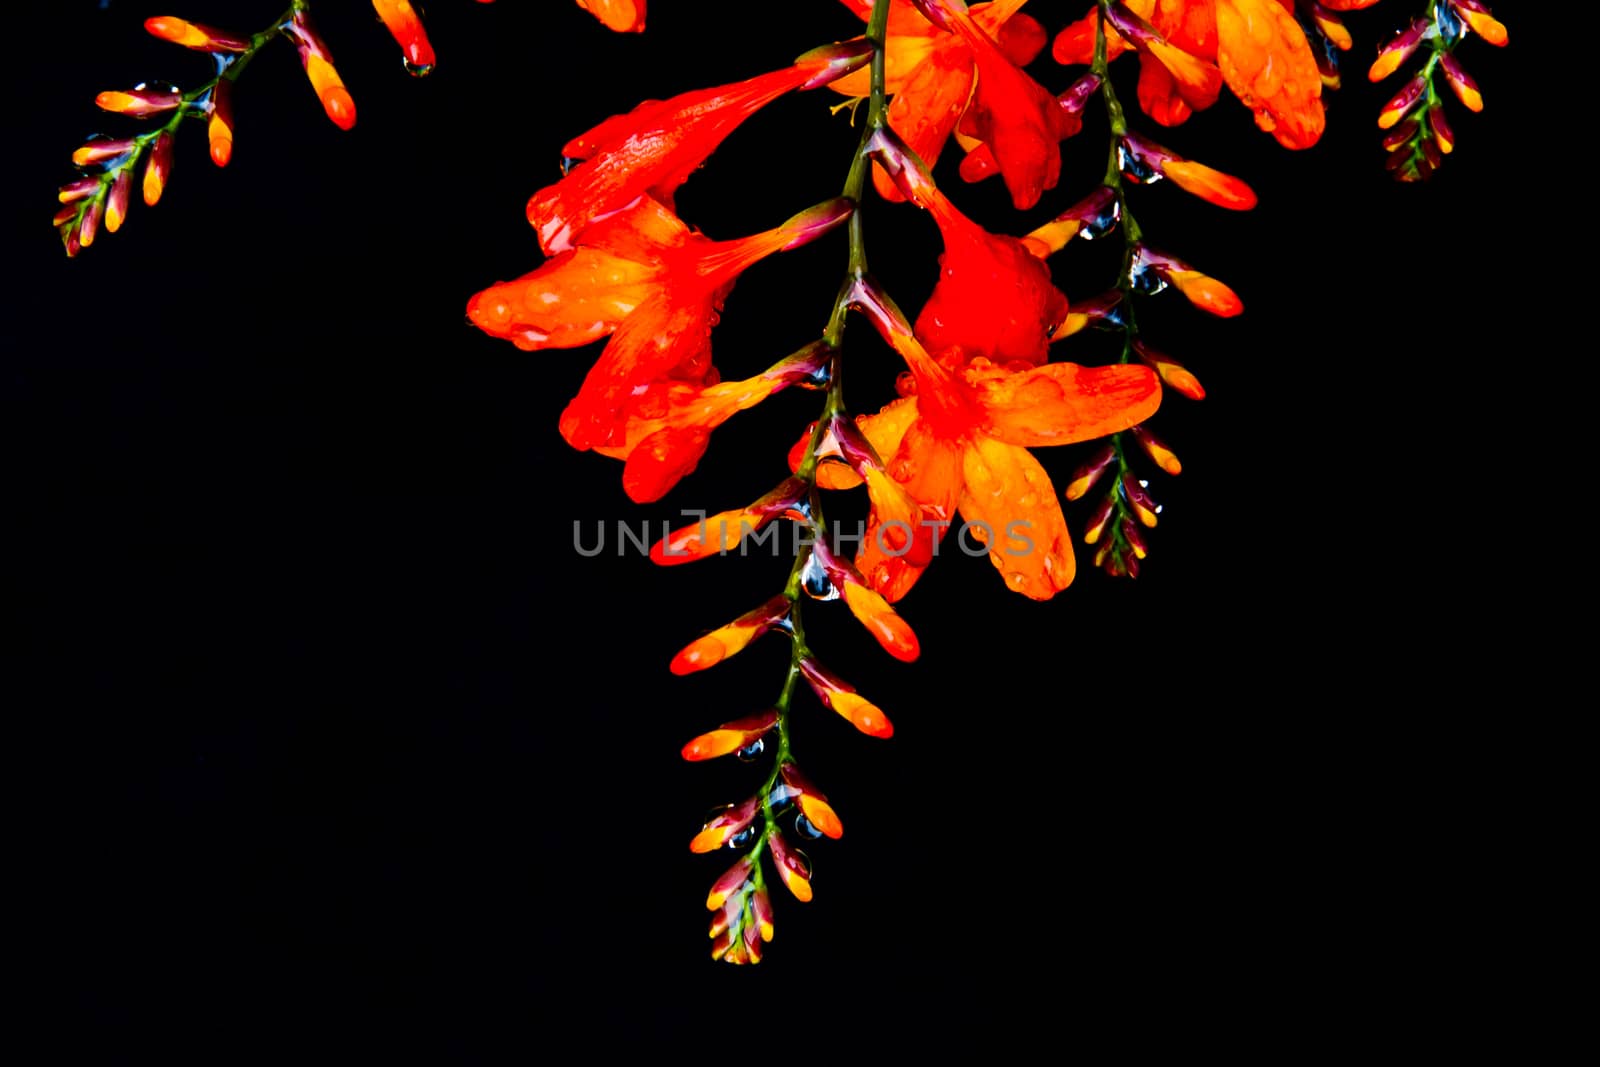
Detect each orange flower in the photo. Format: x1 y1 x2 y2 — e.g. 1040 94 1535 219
467 195 851 480
832 0 1055 205
1054 0 1327 149
848 294 1163 601
529 42 870 254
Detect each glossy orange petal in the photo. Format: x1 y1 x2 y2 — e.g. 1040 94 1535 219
958 435 1075 600
971 362 1163 447
1216 0 1324 148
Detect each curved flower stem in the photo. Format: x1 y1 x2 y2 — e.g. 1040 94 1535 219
56 5 303 253
1089 1 1148 577
754 0 894 848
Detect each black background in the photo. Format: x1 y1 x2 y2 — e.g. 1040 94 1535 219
13 1 1527 1055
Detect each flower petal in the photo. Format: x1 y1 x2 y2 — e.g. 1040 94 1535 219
958 435 1075 599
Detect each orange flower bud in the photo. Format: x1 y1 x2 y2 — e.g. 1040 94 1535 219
96 85 184 118
1368 18 1429 82
143 131 173 206
286 11 356 131
777 763 843 840
72 137 136 167
104 167 132 234
144 16 251 53
207 78 234 167
681 709 779 763
1120 471 1160 528
1130 425 1182 476
766 830 813 903
1439 54 1483 112
670 595 790 675
1064 443 1118 502
1448 0 1507 46
705 855 754 911
799 659 893 739
1133 341 1206 401
688 796 760 854
841 582 920 663
576 0 647 33
1082 493 1116 545
1429 103 1455 155
371 1 436 75
1378 75 1426 129
58 176 100 204
78 195 104 249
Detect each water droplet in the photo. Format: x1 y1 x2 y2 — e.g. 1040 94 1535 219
728 824 759 849
798 364 831 391
1117 143 1162 185
403 59 435 77
736 738 765 762
1436 7 1463 44
800 553 839 601
1128 262 1167 295
794 813 823 840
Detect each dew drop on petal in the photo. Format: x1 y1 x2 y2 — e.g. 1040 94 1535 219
736 738 765 762
728 824 760 849
794 813 824 840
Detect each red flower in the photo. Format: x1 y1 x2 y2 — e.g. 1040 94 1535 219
872 133 1069 365
468 195 851 485
529 42 870 254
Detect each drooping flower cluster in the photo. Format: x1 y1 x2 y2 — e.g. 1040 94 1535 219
1366 0 1506 181
49 0 1510 963
48 0 653 256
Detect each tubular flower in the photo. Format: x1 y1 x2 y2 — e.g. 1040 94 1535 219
832 0 1051 203
529 41 871 254
871 132 1067 365
468 195 851 465
1055 0 1327 149
850 299 1163 601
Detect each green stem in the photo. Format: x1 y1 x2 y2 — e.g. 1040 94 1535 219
754 0 892 844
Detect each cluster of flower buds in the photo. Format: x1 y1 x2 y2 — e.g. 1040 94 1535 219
49 0 1511 963
53 3 453 256
1046 6 1261 577
1369 0 1506 181
682 701 849 960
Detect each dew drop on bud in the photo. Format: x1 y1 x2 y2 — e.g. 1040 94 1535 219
736 738 765 762
794 813 824 840
800 553 839 601
728 824 760 849
403 59 435 77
